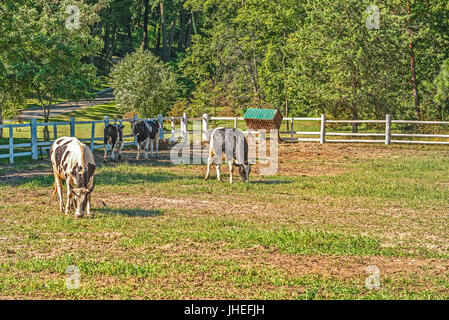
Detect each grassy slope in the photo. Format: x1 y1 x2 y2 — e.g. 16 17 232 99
0 143 448 299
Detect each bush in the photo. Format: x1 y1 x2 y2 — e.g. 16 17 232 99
110 49 178 117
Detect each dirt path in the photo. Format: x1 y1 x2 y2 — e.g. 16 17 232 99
19 89 114 120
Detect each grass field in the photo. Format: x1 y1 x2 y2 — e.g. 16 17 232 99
0 142 448 299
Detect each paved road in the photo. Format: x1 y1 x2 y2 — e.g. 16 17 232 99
20 89 114 120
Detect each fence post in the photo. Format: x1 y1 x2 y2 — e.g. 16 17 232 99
320 114 326 144
158 114 164 140
290 118 294 143
385 114 391 145
234 117 237 129
133 114 138 146
9 125 14 164
90 122 96 151
30 119 38 160
170 117 175 143
182 112 188 142
70 117 75 137
53 124 58 140
202 113 209 141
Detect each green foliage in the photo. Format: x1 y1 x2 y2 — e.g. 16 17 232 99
110 49 178 117
0 0 102 125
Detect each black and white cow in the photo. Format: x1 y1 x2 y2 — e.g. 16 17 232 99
204 127 251 183
50 137 96 218
130 119 160 160
104 123 124 162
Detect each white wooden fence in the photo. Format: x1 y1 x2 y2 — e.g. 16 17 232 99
1 113 449 164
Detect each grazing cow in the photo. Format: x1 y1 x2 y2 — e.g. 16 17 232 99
205 127 251 183
131 119 160 160
50 137 96 218
104 123 124 162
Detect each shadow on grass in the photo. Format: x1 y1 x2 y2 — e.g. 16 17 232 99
251 179 293 185
97 207 163 217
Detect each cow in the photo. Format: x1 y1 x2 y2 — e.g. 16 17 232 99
50 137 96 218
204 127 251 183
130 119 160 160
104 123 124 162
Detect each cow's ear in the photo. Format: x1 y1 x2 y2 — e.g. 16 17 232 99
120 125 125 129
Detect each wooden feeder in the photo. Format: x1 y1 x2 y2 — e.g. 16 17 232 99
244 108 283 141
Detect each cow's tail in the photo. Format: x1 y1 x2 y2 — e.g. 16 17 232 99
49 183 57 202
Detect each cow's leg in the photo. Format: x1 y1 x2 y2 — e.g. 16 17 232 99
55 175 64 212
86 194 93 217
111 143 116 162
155 136 159 157
150 139 154 158
216 164 222 182
228 161 234 183
65 182 72 215
144 139 149 160
136 143 141 160
205 156 213 180
103 144 108 162
117 142 123 160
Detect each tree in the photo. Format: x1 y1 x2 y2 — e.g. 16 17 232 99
286 0 408 131
110 49 178 117
2 0 103 140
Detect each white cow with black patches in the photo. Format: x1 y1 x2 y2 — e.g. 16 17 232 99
50 137 96 218
205 127 251 183
131 119 160 160
104 123 124 162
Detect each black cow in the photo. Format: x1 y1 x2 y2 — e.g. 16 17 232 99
104 123 124 162
131 119 160 160
204 127 251 183
50 137 96 218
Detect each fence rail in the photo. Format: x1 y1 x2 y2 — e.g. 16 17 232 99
2 113 449 164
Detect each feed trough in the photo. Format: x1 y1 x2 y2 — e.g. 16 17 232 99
244 108 283 141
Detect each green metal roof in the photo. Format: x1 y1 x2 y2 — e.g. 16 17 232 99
244 108 277 120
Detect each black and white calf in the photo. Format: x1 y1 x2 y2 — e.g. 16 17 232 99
131 119 160 160
205 127 251 183
104 123 124 162
50 137 96 218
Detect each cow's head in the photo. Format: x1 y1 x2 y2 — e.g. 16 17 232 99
72 186 94 217
238 162 251 182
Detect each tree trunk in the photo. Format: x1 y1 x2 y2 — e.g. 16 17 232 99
191 11 197 34
103 22 110 55
282 32 288 131
185 15 192 48
407 0 420 118
0 111 3 139
140 0 150 50
178 9 186 51
127 23 133 52
350 98 359 132
160 2 169 61
109 23 118 60
436 104 442 121
168 19 176 59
